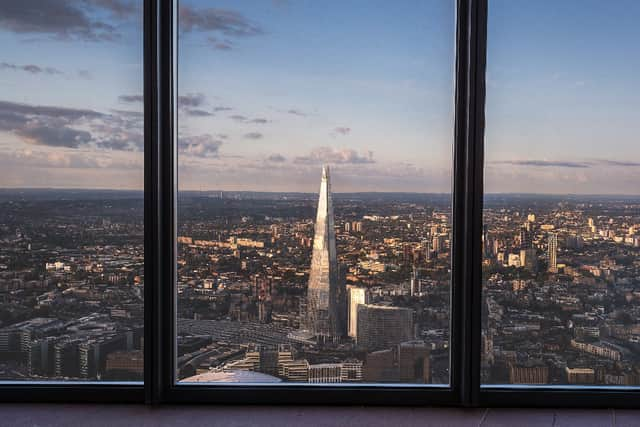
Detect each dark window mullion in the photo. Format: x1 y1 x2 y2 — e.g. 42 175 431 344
466 0 488 407
452 0 488 407
145 0 178 405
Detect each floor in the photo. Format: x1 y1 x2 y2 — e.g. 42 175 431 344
0 405 638 427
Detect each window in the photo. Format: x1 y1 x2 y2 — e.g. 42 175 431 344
0 0 638 407
175 0 455 387
0 1 144 382
483 0 640 388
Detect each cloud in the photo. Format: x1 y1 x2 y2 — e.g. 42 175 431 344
118 94 143 103
184 109 214 117
207 37 234 51
491 160 591 168
287 109 307 117
0 62 63 75
179 134 223 158
267 154 286 162
332 127 351 136
595 159 640 167
0 100 102 122
0 99 142 151
230 114 269 124
4 148 142 170
77 69 92 79
92 109 143 151
244 132 263 140
491 159 640 170
213 106 232 112
295 146 374 165
0 0 137 42
177 94 216 117
180 5 263 38
178 93 206 108
17 124 92 148
84 0 138 19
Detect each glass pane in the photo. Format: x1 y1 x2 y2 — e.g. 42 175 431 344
177 0 454 385
0 2 144 381
483 0 640 386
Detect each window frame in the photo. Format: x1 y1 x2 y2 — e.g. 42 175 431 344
149 0 482 406
1 0 639 408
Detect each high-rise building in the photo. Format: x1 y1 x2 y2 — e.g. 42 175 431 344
548 233 558 273
432 235 444 253
347 286 369 339
519 227 533 249
253 275 273 323
519 248 537 271
305 166 346 340
410 267 420 297
356 304 414 352
363 341 430 383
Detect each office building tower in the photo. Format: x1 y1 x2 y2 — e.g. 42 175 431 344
363 341 430 383
356 304 414 352
520 248 537 271
410 267 420 297
253 275 273 324
305 166 346 340
347 286 369 339
548 233 558 273
432 235 444 253
519 227 533 249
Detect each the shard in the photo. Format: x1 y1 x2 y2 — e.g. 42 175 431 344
305 165 345 340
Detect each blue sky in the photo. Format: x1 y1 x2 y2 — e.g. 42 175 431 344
0 1 638 193
485 0 640 194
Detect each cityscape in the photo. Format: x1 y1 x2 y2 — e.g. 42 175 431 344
1 170 640 385
0 190 144 381
482 194 640 385
176 166 451 384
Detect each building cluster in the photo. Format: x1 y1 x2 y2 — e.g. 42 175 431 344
0 196 144 380
0 314 143 380
483 197 640 385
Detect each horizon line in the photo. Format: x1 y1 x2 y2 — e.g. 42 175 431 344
2 187 640 198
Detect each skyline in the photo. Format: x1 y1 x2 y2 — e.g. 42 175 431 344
0 1 639 194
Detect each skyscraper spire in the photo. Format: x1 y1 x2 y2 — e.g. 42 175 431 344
305 165 345 340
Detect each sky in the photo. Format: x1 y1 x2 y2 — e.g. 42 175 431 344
0 0 638 194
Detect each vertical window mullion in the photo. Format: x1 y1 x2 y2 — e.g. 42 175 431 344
467 0 488 407
145 0 178 404
452 0 488 407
